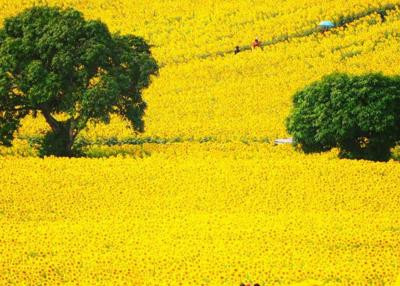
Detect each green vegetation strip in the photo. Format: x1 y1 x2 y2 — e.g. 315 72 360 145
20 135 270 148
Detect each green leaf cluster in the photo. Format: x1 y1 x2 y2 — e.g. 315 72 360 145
287 73 400 161
0 6 158 156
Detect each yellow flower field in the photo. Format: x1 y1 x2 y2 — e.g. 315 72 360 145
1 0 400 284
1 144 400 285
9 1 400 142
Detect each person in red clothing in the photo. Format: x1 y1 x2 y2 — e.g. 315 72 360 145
251 38 262 50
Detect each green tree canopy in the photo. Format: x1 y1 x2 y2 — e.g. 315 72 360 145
0 6 158 156
286 73 400 161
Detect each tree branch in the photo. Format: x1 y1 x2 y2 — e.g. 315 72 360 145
70 115 89 138
41 107 60 133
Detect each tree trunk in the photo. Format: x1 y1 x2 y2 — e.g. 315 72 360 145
40 110 77 157
58 123 75 156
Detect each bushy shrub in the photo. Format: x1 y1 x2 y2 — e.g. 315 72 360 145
287 73 400 161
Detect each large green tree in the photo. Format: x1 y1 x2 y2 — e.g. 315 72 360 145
0 6 158 156
286 73 400 161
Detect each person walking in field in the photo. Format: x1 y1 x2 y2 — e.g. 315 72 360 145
251 38 262 50
234 46 241 54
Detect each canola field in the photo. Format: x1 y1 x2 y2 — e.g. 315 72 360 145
1 0 400 285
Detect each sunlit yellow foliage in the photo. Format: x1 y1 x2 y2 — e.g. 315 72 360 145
0 0 396 64
1 144 400 285
7 1 400 141
1 0 400 285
